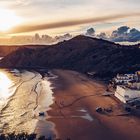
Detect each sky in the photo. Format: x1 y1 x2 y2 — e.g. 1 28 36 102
0 0 140 36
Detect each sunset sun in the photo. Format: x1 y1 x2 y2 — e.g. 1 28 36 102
0 8 23 31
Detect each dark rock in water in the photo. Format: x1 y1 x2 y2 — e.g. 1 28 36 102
0 35 140 79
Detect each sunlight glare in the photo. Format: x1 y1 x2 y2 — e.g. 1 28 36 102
0 72 13 99
0 8 23 31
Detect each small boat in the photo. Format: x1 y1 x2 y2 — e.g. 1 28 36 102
39 112 45 116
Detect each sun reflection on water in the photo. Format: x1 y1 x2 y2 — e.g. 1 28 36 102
0 72 13 99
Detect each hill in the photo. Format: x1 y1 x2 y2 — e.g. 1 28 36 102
0 45 48 57
0 45 19 57
0 35 140 78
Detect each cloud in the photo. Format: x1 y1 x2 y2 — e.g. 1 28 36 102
110 26 130 41
116 26 130 35
86 28 95 36
128 28 140 42
97 32 107 40
84 25 140 42
110 26 140 42
16 0 32 5
55 33 73 42
0 33 73 45
7 13 140 34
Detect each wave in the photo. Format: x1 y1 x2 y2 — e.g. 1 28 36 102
0 69 56 137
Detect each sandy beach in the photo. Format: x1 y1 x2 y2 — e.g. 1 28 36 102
0 69 56 138
0 69 140 140
48 70 140 140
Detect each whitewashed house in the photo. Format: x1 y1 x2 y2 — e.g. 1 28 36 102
113 73 138 85
115 85 140 103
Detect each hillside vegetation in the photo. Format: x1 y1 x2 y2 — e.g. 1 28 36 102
0 35 140 78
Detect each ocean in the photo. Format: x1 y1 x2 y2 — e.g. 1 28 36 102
0 69 56 138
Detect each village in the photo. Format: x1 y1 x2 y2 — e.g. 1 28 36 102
109 71 140 114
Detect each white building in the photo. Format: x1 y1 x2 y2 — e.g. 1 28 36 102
115 85 140 103
113 73 138 85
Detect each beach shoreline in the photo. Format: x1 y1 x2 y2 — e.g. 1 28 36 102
1 69 140 140
0 69 56 138
47 69 140 140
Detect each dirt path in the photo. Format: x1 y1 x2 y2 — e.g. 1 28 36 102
48 69 140 140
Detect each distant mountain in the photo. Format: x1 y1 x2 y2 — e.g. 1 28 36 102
0 46 19 57
0 45 48 57
0 35 140 78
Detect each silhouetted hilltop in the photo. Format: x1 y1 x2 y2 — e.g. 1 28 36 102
0 46 19 57
0 45 48 57
0 35 140 78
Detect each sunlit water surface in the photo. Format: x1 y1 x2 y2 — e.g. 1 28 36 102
0 69 56 138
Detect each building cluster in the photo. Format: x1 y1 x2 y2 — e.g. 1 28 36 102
113 72 139 85
112 71 140 104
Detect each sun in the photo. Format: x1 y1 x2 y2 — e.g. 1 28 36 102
0 8 23 32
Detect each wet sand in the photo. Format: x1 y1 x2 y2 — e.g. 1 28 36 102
0 69 55 138
48 70 140 140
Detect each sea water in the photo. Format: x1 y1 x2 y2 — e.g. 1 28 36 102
0 69 55 138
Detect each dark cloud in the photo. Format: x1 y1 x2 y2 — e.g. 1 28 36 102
7 13 140 34
86 28 108 40
84 26 140 43
110 26 140 42
86 28 95 36
110 26 129 41
128 28 140 42
117 26 130 34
